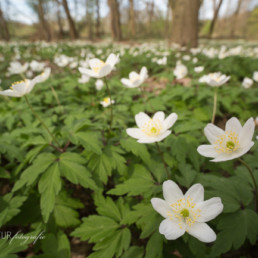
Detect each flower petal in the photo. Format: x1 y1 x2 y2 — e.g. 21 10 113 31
99 65 112 77
105 53 118 67
197 145 218 158
121 78 133 88
185 183 204 203
163 113 178 130
195 197 223 222
126 128 145 139
140 66 148 80
151 198 171 218
163 180 184 204
89 58 103 70
204 123 224 144
239 118 255 146
0 89 22 97
79 67 98 78
153 111 165 122
211 142 254 162
159 218 185 240
135 112 150 128
154 130 171 142
225 117 242 135
187 222 216 243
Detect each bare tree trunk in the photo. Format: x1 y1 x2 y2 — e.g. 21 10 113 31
0 7 10 41
147 0 154 35
171 0 201 48
62 0 79 39
96 0 100 37
230 0 242 37
38 0 51 41
209 0 223 38
86 0 93 40
57 5 64 37
129 0 135 37
108 0 122 41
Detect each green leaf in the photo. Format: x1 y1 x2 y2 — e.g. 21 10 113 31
0 194 27 227
38 162 62 223
121 246 144 258
108 164 159 198
120 138 151 164
59 152 97 190
176 164 197 188
75 132 102 155
71 215 119 242
145 232 163 258
54 191 83 228
12 153 56 192
211 209 258 257
41 231 70 258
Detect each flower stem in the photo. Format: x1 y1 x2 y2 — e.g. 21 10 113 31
104 77 113 129
211 89 217 124
238 158 258 213
50 85 64 114
155 142 169 178
24 95 62 149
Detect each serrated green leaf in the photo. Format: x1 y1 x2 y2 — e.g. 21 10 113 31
145 232 163 258
38 162 62 223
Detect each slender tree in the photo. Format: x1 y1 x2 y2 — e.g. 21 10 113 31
170 0 201 48
129 0 135 37
230 0 243 37
38 0 52 41
108 0 122 41
62 0 79 39
0 3 10 41
96 0 101 37
209 0 224 38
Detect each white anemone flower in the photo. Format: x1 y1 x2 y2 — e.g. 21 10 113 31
194 66 204 73
78 74 90 84
100 97 115 107
126 111 178 144
242 77 253 89
197 117 255 162
121 67 148 88
151 180 223 242
174 64 188 80
253 71 258 82
0 68 51 98
0 79 36 97
30 60 45 72
79 53 119 78
8 61 28 75
95 79 104 91
206 72 230 87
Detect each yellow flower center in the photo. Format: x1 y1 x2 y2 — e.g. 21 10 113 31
214 130 240 154
130 74 141 83
103 97 110 104
180 208 189 218
10 79 27 89
167 197 201 229
141 119 163 136
93 60 105 73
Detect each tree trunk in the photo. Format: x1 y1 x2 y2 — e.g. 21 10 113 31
0 7 10 41
209 0 223 38
38 0 51 41
230 0 242 37
129 0 135 37
86 0 93 40
96 0 100 37
108 0 122 41
62 0 78 39
170 0 200 48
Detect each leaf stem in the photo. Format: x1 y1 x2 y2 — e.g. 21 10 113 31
104 77 113 129
211 89 217 124
238 158 258 213
50 85 64 114
155 142 169 178
24 95 62 149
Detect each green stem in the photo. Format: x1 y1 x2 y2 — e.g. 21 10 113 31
211 89 217 124
155 142 169 178
239 158 258 213
50 85 64 114
104 77 113 129
24 95 62 149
